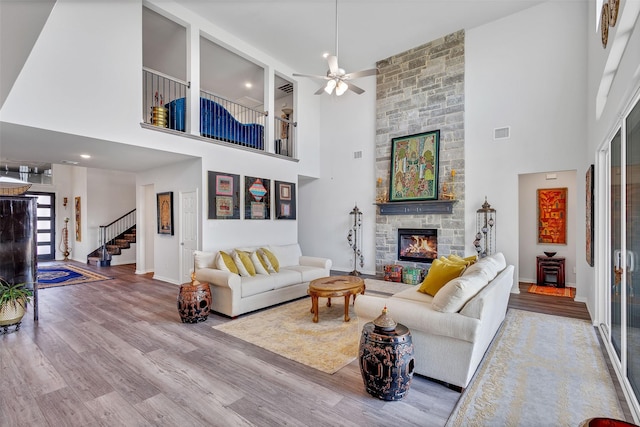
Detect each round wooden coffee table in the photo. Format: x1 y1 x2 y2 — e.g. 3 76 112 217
308 275 365 323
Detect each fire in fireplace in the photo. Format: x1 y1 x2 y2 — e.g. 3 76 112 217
397 228 438 263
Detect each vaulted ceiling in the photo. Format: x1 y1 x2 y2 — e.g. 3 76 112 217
0 0 544 173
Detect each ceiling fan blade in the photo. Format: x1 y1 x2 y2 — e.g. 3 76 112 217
347 82 365 95
314 84 327 95
293 73 330 80
343 68 377 80
327 55 339 74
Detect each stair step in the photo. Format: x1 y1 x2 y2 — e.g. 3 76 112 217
106 245 122 255
114 239 131 248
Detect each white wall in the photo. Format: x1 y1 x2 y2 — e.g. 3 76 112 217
466 1 588 293
298 78 377 274
518 170 577 286
137 158 201 284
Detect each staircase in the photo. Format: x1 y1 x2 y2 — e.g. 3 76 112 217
87 210 136 266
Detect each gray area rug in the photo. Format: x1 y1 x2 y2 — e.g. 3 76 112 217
446 309 624 427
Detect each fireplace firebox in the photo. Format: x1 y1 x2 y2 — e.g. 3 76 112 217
397 228 438 263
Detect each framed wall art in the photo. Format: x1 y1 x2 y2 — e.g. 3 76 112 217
389 130 440 201
208 171 240 219
586 164 594 266
157 191 174 235
75 196 81 242
244 176 270 220
537 187 567 244
275 180 296 219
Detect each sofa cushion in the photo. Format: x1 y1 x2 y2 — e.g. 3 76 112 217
260 247 280 272
216 251 239 274
269 244 301 268
250 251 269 275
271 269 303 289
392 286 434 304
283 265 327 282
233 251 256 277
240 275 276 297
418 259 466 296
431 271 489 313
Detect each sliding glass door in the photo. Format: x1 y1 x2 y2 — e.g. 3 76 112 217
611 129 622 362
626 100 640 397
604 92 640 413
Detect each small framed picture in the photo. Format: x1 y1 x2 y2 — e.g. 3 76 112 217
275 180 296 219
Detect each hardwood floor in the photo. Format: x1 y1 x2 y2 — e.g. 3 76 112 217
0 263 625 426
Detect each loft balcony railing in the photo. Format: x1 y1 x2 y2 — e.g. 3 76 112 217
142 68 297 159
199 90 266 152
274 115 297 158
143 67 189 131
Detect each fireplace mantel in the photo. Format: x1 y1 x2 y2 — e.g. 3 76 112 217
376 200 457 215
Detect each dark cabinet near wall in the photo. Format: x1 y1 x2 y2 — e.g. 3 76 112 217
536 256 565 288
0 196 38 320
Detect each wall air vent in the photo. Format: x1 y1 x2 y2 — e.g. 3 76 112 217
277 83 294 94
493 126 511 140
354 150 363 159
61 160 79 165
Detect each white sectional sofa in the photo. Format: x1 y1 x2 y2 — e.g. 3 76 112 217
354 252 514 389
194 243 332 317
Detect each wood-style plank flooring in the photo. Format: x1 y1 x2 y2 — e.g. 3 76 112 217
0 263 626 426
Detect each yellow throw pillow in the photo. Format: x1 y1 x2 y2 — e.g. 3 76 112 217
233 251 256 277
260 247 280 273
418 259 467 296
216 251 239 274
463 255 478 264
446 254 471 266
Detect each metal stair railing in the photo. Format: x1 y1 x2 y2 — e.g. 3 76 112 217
96 209 136 264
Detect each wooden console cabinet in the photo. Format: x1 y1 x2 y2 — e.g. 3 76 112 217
536 256 565 288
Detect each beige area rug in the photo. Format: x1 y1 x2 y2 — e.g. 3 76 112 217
446 309 625 426
212 278 413 374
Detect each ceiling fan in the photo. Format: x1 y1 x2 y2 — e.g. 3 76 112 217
293 0 377 96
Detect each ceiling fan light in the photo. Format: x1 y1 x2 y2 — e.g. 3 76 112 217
336 80 348 96
325 79 337 94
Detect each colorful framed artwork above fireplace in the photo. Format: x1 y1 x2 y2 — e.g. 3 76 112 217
389 130 440 201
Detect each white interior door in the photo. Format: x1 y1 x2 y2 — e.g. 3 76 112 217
180 190 198 284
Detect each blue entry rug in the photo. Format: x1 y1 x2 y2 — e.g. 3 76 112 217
37 264 112 289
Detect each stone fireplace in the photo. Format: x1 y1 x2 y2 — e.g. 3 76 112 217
375 31 466 275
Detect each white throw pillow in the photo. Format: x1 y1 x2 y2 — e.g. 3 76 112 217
432 271 489 313
194 250 216 269
250 251 270 275
462 252 506 281
232 251 252 277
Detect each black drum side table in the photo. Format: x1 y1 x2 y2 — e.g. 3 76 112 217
359 311 414 401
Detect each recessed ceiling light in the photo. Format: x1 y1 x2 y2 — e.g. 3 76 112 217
323 52 330 58
80 154 91 159
245 82 252 88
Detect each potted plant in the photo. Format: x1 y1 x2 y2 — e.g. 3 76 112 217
0 277 33 331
